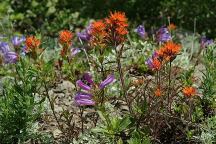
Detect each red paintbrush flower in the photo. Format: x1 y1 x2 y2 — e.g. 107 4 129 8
105 11 128 45
25 36 40 52
157 41 181 61
59 30 73 47
182 86 196 97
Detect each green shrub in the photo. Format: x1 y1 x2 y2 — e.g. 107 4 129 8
0 59 44 143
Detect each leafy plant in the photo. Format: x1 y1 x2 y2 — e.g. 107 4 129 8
201 44 216 117
0 58 44 143
93 108 131 142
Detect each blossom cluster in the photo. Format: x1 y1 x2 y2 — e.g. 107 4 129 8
0 35 26 64
90 12 128 47
75 73 115 106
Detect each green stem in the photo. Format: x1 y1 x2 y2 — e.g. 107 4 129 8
80 107 84 134
115 47 132 114
167 61 172 112
44 82 63 132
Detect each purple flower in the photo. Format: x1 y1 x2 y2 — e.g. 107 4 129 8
75 73 115 106
146 58 154 69
134 25 146 38
145 51 159 69
83 72 94 84
71 48 81 57
76 73 115 91
77 24 92 41
99 74 115 89
11 36 26 47
0 42 10 54
156 26 171 43
4 51 18 64
21 46 27 56
152 51 158 58
200 36 214 48
76 80 91 91
74 92 95 106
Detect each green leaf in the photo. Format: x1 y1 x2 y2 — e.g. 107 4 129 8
92 127 109 134
118 117 131 132
117 138 123 144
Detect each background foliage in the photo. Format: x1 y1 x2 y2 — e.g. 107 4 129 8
0 0 216 37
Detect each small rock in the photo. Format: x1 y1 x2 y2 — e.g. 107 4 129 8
53 129 62 138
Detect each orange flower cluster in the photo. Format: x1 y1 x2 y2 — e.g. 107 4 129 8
25 36 41 52
90 11 128 47
90 20 107 48
25 36 42 60
59 30 73 57
157 41 181 61
152 58 161 71
155 88 161 97
168 23 176 31
91 20 106 36
59 30 73 47
182 86 196 97
106 12 128 36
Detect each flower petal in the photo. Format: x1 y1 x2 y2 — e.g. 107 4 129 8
76 80 91 91
71 48 81 56
99 74 115 89
83 73 94 84
4 51 18 64
75 99 95 106
11 35 26 47
156 26 171 43
134 25 146 38
0 42 10 54
145 58 153 69
77 24 92 41
74 92 92 100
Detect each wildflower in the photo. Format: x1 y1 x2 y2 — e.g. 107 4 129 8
71 48 81 57
0 42 18 64
105 11 128 45
75 73 115 106
74 92 95 106
152 51 159 58
155 88 161 97
59 30 73 46
146 51 161 70
157 41 181 61
21 46 27 56
4 51 18 64
11 35 26 47
77 73 115 91
156 26 171 43
146 57 161 71
182 86 196 97
99 74 115 89
0 42 10 54
200 36 214 48
168 23 176 31
106 11 128 29
25 36 41 52
90 20 107 47
90 11 128 47
134 25 147 38
91 20 106 36
58 30 73 57
77 24 92 41
25 36 42 59
68 48 81 61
